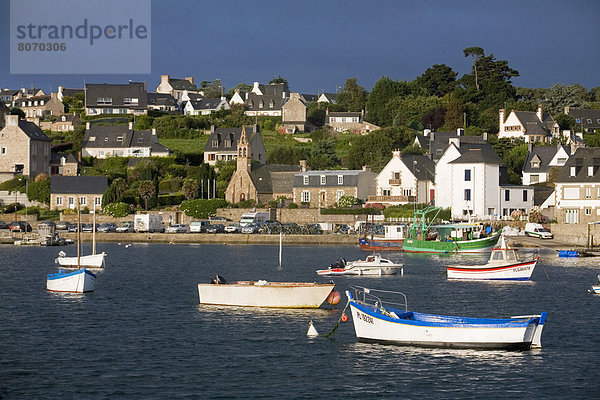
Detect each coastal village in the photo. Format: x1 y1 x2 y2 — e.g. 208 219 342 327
1 62 600 247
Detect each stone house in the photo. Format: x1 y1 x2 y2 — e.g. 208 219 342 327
279 92 309 133
0 115 51 183
498 105 559 143
156 75 200 104
85 82 148 116
40 113 81 132
370 150 435 207
325 110 379 135
564 107 600 133
204 125 265 166
50 152 78 176
522 143 571 185
50 175 108 211
292 167 377 208
553 147 600 224
224 126 300 204
82 122 171 159
12 92 64 122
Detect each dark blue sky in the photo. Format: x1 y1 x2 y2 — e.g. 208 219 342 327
1 0 599 94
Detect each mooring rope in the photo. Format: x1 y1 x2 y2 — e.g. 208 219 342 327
323 300 350 338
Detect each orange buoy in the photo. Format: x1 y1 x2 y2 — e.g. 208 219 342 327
341 314 349 322
326 290 341 305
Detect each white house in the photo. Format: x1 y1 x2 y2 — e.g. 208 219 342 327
522 143 571 185
368 150 435 206
498 105 559 143
435 137 533 220
184 97 230 116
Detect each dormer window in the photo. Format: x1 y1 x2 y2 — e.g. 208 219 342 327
531 161 540 168
259 100 264 109
97 97 112 105
303 176 309 185
588 166 594 176
269 100 275 109
570 166 576 177
116 136 123 142
557 158 567 166
212 140 218 148
337 175 343 185
320 175 326 185
89 136 96 141
225 140 231 148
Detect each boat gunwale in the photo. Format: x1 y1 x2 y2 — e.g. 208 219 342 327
447 259 538 272
197 281 335 288
47 268 96 280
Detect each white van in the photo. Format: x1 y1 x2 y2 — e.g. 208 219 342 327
524 223 553 239
190 220 211 233
239 212 269 227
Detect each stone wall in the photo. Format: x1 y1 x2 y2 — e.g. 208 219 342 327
550 223 600 247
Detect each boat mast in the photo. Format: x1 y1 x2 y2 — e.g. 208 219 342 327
92 202 96 255
77 198 81 269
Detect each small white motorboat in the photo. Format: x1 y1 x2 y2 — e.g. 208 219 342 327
447 236 538 281
316 254 403 276
346 286 547 350
46 268 97 293
197 276 337 308
590 274 600 294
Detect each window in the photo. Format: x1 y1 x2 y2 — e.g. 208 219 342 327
523 190 528 202
97 97 112 105
464 169 471 181
337 175 343 185
301 191 310 203
259 100 264 109
123 98 138 105
212 140 218 148
116 136 123 142
137 138 143 143
587 119 592 123
530 174 539 184
464 189 471 201
588 166 594 176
89 136 96 142
565 209 579 224
531 161 540 168
505 190 510 201
95 197 101 206
585 208 592 216
403 189 412 196
68 197 74 207
80 197 87 206
557 158 567 165
320 175 326 185
382 189 390 196
570 166 576 177
56 197 63 206
224 140 231 148
1 147 6 154
586 187 592 199
303 176 309 185
576 118 581 123
269 100 274 109
337 191 344 201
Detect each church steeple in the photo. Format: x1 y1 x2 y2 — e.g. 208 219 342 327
237 125 250 172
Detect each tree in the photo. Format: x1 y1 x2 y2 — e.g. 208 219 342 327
345 127 414 172
202 79 224 98
387 95 444 129
9 107 25 119
102 177 127 207
227 83 252 98
336 78 367 112
134 114 153 130
554 113 576 132
182 178 199 200
541 83 588 114
421 107 446 130
269 76 289 92
366 76 413 126
138 180 155 210
463 47 485 90
267 145 310 165
308 139 339 170
415 64 458 97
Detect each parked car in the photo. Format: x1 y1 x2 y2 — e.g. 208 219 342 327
209 216 229 222
166 224 189 233
55 221 70 230
241 223 260 234
206 224 225 233
81 223 95 232
68 223 80 232
189 220 211 233
116 222 135 233
9 221 32 232
224 223 241 233
0 220 9 229
97 222 118 233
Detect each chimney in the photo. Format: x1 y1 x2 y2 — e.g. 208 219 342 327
185 77 194 85
152 128 158 142
160 74 169 85
392 149 401 159
456 128 464 136
499 109 505 132
85 121 90 130
51 92 58 101
536 104 543 122
252 81 261 94
128 121 133 130
299 160 308 172
211 125 216 133
362 165 370 172
564 106 570 115
449 137 460 147
6 114 18 126
423 129 431 137
483 132 488 142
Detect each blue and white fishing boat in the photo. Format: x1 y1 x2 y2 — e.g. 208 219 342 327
46 268 97 293
346 287 547 350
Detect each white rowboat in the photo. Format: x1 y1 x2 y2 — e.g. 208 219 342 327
346 287 547 350
46 268 97 293
198 279 335 308
316 254 403 276
55 252 106 269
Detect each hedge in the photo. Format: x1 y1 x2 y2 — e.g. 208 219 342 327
320 207 381 215
179 198 229 219
158 194 186 206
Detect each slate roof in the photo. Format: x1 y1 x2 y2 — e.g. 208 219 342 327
204 125 261 153
250 164 301 194
83 125 170 154
18 120 51 141
168 78 198 92
13 94 51 107
328 111 362 119
555 147 600 183
258 83 286 96
187 98 225 110
513 111 555 136
147 92 177 107
50 175 108 194
60 88 83 97
401 154 435 182
246 92 285 111
566 108 600 129
301 94 318 102
522 145 570 173
85 82 147 109
50 152 78 164
447 142 505 165
293 169 365 187
418 131 486 161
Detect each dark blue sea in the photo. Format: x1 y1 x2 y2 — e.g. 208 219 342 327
1 242 599 399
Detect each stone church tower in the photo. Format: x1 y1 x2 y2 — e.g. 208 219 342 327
225 126 257 203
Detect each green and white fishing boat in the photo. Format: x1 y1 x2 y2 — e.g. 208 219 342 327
402 206 501 254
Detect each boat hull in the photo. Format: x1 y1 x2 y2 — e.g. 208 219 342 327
316 266 402 276
359 238 404 251
591 285 600 294
197 282 335 308
402 232 501 254
46 268 97 293
348 299 546 350
447 259 538 281
56 252 106 268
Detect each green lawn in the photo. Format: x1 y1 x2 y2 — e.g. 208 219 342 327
160 137 208 154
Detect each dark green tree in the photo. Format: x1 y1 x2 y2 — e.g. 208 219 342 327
463 47 485 90
269 76 289 92
9 107 25 119
554 113 577 132
182 178 199 200
138 180 155 210
336 78 367 112
366 76 412 126
308 139 339 170
415 64 458 97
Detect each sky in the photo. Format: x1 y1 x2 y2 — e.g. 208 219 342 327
1 0 599 95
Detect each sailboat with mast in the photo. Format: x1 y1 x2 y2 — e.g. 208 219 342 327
47 200 97 293
55 203 106 268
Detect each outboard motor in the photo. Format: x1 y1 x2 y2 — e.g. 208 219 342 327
211 275 227 285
